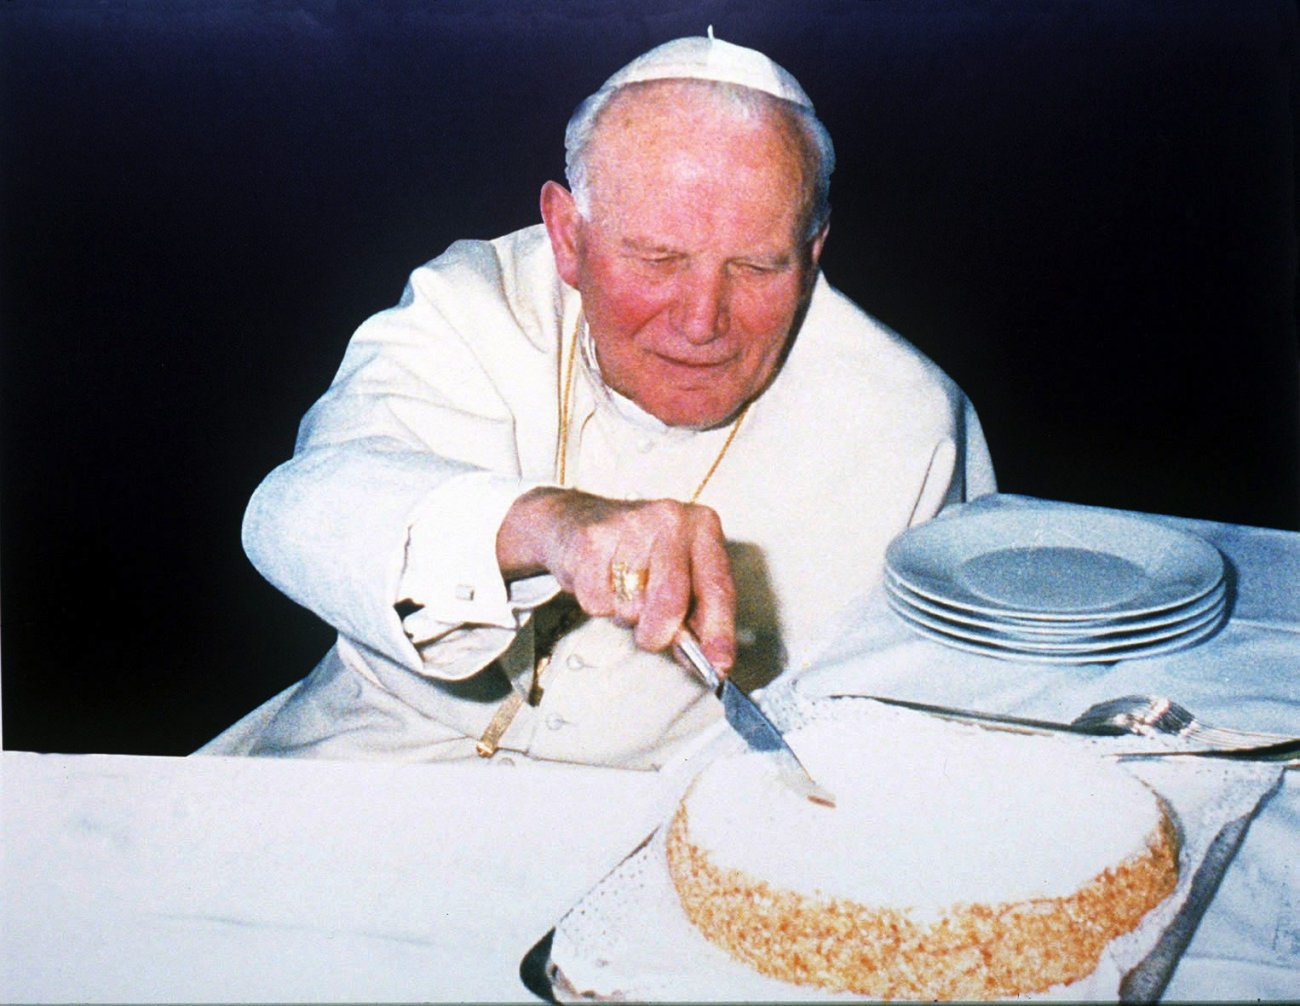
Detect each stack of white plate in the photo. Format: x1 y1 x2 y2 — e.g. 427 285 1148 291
884 505 1227 663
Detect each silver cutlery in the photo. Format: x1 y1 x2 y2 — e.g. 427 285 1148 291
1068 694 1289 748
859 694 1297 762
676 629 836 806
1120 771 1288 1002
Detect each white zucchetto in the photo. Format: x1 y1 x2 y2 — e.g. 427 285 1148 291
599 30 814 110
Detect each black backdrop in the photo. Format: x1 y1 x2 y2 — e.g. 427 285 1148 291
3 0 1298 755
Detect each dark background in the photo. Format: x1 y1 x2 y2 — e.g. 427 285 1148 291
3 0 1297 755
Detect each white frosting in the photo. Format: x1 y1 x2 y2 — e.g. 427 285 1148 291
679 710 1167 919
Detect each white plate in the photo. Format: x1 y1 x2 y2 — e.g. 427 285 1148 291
885 571 1227 638
886 506 1224 620
887 589 1226 654
888 598 1227 664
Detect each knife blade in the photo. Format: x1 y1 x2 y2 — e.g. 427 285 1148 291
676 630 835 807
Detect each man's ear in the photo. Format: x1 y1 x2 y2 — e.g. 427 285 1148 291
797 217 830 299
540 180 584 288
808 217 830 268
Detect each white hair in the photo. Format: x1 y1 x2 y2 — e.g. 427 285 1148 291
563 79 835 242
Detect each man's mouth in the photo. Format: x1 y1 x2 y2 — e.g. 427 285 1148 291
652 351 733 371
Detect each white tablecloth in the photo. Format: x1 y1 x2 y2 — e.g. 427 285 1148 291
2 755 673 1002
3 494 1298 1001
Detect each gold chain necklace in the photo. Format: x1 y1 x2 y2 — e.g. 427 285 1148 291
555 315 750 503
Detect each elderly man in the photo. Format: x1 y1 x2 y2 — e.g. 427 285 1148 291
200 35 995 767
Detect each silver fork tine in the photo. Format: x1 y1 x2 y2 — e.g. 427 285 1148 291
1070 694 1292 750
1195 724 1287 746
1146 699 1264 744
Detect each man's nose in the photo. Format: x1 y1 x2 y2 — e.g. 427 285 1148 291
673 268 729 344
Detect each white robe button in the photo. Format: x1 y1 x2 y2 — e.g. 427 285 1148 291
545 713 567 731
566 653 587 670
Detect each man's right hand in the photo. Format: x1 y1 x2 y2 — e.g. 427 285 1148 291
495 486 736 674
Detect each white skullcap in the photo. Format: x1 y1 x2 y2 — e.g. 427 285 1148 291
599 28 814 110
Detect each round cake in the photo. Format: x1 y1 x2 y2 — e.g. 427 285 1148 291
665 708 1179 1000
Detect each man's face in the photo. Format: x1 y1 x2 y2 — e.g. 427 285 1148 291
543 83 828 429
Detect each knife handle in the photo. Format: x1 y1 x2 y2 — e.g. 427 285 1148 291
675 629 722 690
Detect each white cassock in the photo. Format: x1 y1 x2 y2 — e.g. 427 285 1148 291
198 224 996 768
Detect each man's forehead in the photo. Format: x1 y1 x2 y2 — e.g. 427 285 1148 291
586 83 809 193
575 91 811 252
588 151 810 255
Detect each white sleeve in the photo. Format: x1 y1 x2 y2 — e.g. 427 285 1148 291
398 470 559 645
242 232 566 680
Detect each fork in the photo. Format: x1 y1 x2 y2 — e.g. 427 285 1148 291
862 693 1295 754
1069 694 1292 750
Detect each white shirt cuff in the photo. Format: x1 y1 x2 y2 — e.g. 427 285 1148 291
398 471 558 644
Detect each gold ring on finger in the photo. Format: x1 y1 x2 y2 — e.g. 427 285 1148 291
610 560 649 603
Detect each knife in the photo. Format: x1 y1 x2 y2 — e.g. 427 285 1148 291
859 695 1300 762
858 695 1089 735
676 629 835 807
1118 773 1285 1003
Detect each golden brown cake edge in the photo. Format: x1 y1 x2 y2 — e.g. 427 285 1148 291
665 800 1180 1000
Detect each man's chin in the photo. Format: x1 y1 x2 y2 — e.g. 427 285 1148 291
645 397 747 431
